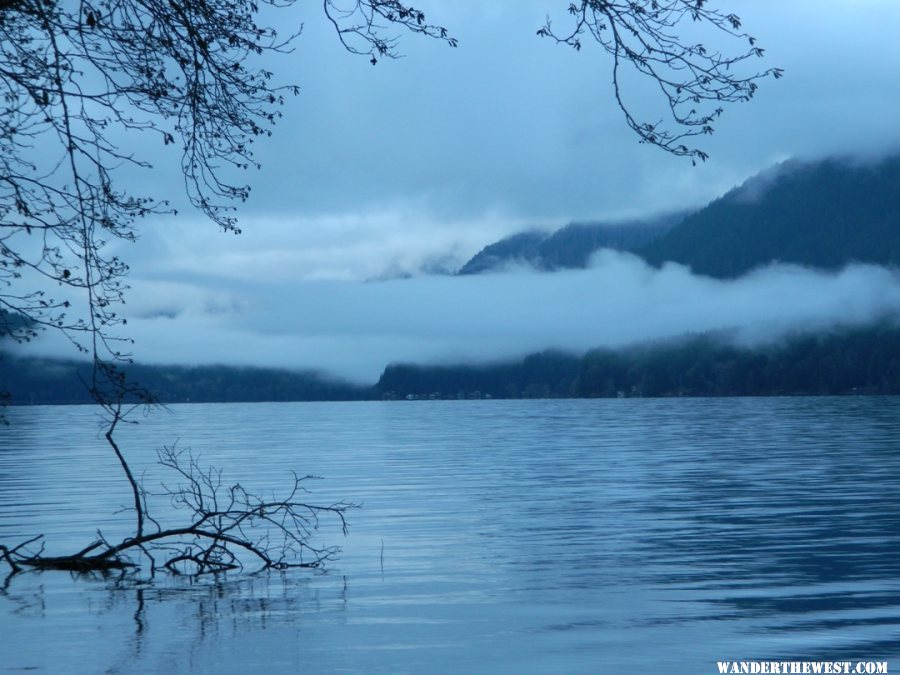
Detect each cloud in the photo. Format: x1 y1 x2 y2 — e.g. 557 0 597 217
19 1 899 253
12 2 900 384
226 0 900 228
126 208 532 284
20 252 899 384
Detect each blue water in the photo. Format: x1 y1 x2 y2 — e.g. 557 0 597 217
1 398 899 673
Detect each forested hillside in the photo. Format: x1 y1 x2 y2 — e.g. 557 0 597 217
6 322 900 405
0 356 369 405
639 155 900 277
458 213 681 274
376 323 900 400
461 155 900 278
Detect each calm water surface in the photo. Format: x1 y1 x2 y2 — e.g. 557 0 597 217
1 398 899 673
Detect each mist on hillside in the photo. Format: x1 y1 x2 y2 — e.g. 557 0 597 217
13 250 899 383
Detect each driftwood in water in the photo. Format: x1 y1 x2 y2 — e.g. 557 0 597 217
1 442 353 578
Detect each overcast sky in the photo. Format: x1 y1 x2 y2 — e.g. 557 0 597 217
132 0 900 278
20 0 900 380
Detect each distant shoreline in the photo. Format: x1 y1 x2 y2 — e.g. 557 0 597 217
5 320 900 405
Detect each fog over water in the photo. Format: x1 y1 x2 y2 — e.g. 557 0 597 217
3 398 900 673
5 3 900 673
18 251 900 383
9 1 900 382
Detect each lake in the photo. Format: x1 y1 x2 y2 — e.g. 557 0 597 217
1 398 899 674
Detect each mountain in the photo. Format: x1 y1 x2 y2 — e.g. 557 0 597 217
0 354 371 405
459 154 900 279
640 155 900 277
457 231 547 275
6 320 900 405
378 350 581 399
457 213 683 274
375 322 900 400
0 308 36 339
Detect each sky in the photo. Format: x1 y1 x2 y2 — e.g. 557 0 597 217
14 0 900 381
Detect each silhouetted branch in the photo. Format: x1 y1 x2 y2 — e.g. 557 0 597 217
1 0 778 584
323 0 457 64
538 1 782 162
1 448 355 577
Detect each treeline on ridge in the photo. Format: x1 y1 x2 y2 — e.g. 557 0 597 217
376 322 900 399
4 322 900 405
0 357 370 405
457 155 900 278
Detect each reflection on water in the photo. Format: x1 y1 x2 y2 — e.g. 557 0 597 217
1 398 899 673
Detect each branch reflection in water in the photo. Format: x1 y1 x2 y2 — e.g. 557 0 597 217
1 569 351 672
1 399 899 673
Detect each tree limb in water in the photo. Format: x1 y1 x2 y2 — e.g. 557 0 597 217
1 445 355 577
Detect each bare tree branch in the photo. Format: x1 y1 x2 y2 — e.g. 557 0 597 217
1 445 355 576
322 0 457 64
1 0 779 580
537 1 782 162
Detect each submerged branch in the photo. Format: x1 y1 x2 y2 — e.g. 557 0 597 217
1 449 355 578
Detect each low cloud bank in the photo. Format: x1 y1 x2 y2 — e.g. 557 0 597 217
16 251 900 383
